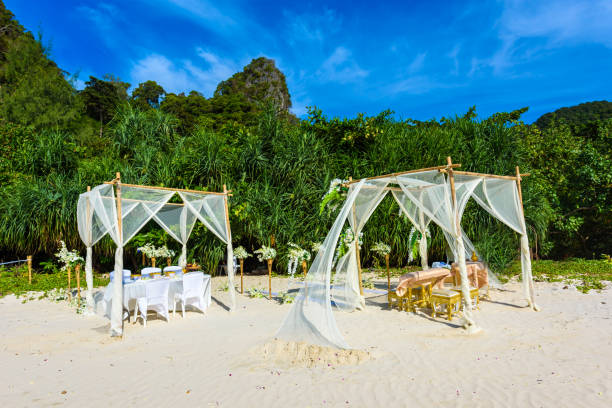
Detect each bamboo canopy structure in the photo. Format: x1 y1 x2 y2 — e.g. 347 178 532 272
277 158 538 349
76 175 236 337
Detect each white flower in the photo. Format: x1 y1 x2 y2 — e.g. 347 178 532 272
254 245 276 262
55 241 83 271
286 243 311 277
234 246 251 259
371 241 391 256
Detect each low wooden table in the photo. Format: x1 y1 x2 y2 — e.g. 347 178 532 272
393 268 451 312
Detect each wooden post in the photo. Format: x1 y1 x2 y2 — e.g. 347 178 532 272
267 258 273 300
385 253 390 294
349 177 364 296
222 184 233 297
270 235 275 247
27 255 32 284
167 257 171 267
115 172 123 336
75 264 81 302
151 257 156 268
240 258 244 294
142 252 145 266
515 166 524 206
301 260 307 280
67 265 72 301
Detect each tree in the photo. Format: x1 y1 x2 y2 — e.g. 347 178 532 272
131 80 165 110
80 75 130 136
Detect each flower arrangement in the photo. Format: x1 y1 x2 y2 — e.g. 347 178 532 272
333 228 363 266
319 178 349 215
55 241 83 271
234 246 251 259
408 227 430 262
286 243 311 277
137 243 175 258
371 242 391 257
311 242 322 253
254 245 277 262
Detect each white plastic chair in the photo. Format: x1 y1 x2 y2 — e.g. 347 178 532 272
135 279 170 327
174 272 206 318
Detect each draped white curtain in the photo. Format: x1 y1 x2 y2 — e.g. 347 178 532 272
332 180 389 312
151 204 198 268
277 180 366 349
396 171 482 329
77 184 235 336
391 190 431 269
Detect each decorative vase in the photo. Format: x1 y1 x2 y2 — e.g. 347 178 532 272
471 251 478 262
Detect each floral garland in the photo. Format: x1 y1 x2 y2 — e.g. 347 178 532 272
319 178 349 215
55 241 83 271
286 243 311 277
408 227 430 262
371 241 391 257
234 246 251 259
311 242 322 253
254 245 277 262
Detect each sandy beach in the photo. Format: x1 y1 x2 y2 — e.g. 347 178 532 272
1 275 611 407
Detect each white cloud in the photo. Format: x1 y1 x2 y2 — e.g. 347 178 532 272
478 0 612 75
447 44 461 75
408 52 427 74
130 50 239 96
284 9 340 45
316 47 368 84
165 0 236 28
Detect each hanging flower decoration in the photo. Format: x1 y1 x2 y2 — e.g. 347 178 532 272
319 178 349 215
234 246 251 259
311 242 322 253
371 242 391 257
408 227 430 262
55 241 84 271
333 228 363 266
254 245 277 262
286 243 311 278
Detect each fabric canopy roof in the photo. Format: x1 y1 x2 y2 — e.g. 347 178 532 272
77 181 234 337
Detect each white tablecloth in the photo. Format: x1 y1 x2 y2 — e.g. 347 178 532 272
102 274 211 318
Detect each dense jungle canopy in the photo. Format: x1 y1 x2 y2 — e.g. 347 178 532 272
0 2 610 274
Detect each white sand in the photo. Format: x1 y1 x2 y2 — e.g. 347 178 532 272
1 275 611 407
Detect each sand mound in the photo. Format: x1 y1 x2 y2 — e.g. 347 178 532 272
257 338 371 368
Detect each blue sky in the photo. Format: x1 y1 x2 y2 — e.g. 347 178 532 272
6 0 612 122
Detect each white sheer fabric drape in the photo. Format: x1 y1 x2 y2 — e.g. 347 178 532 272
396 171 481 329
332 179 389 312
277 180 366 349
151 204 198 268
179 192 235 311
392 190 431 269
464 175 537 309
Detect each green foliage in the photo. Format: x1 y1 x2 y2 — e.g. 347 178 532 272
0 264 109 298
534 100 612 129
499 259 612 293
131 80 166 110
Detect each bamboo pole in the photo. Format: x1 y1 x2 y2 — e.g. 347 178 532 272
516 166 524 206
267 259 273 300
103 181 232 196
349 177 364 296
222 184 235 308
27 255 32 284
447 170 530 181
75 263 81 303
67 265 72 301
115 172 123 336
240 258 244 294
385 253 390 294
347 164 461 184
